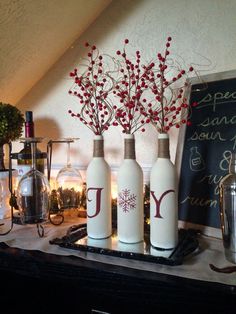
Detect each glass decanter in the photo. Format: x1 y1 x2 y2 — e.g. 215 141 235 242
55 138 83 214
17 138 50 225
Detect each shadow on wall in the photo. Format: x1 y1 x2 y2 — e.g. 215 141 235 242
29 116 61 153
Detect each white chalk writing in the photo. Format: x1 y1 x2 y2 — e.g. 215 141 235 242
188 131 226 142
181 196 217 208
196 91 236 112
198 115 236 127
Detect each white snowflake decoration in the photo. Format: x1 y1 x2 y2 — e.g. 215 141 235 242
118 189 137 213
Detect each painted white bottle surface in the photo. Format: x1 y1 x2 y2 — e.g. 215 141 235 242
86 135 112 239
150 133 178 249
117 134 144 243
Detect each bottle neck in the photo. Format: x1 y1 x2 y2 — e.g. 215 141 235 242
158 134 170 159
124 138 136 159
93 137 104 157
25 121 34 138
229 153 236 174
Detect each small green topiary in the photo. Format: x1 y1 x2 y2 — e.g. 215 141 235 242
0 102 25 145
0 102 25 169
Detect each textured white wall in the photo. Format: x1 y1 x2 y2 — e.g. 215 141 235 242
15 0 236 182
0 0 111 104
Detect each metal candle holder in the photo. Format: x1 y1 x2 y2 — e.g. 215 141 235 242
47 138 83 226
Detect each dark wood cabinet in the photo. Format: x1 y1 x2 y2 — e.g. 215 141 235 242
0 243 235 313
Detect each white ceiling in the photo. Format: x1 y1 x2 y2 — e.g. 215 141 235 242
0 0 111 104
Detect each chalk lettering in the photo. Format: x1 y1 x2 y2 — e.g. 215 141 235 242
198 115 236 127
188 131 226 142
181 196 217 208
230 134 236 150
197 174 223 195
197 91 236 112
219 150 232 171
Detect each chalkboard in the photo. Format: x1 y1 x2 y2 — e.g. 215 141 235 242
176 70 236 236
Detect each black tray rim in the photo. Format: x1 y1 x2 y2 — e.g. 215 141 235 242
50 226 199 267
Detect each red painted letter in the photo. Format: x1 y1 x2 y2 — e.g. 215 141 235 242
87 187 103 218
151 189 175 218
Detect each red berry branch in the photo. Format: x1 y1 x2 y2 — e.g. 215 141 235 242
68 42 114 135
143 37 197 133
112 39 155 134
68 38 198 136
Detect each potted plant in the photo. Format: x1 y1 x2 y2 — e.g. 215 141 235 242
0 102 24 170
0 102 24 220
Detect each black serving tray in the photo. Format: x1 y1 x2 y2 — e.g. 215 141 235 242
50 225 199 266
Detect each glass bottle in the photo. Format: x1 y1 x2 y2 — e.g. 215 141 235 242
17 111 46 177
150 133 178 249
117 134 144 243
219 152 236 264
86 135 112 239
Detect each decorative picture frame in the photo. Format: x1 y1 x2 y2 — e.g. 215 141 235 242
176 69 236 237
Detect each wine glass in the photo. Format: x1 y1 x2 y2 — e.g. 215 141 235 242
17 138 50 228
55 138 83 215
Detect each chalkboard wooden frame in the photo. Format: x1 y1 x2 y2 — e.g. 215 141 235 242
176 69 236 238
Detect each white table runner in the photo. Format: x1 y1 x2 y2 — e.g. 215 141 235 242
0 217 235 287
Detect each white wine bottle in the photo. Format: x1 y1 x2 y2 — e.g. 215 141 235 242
86 135 112 239
117 134 144 243
150 133 178 249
